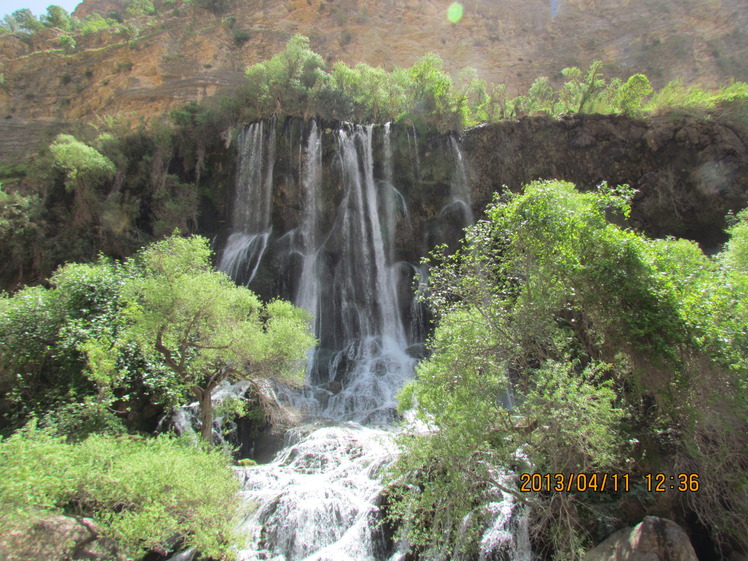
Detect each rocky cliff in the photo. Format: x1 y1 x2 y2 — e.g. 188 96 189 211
1 0 747 163
464 112 748 247
219 113 748 311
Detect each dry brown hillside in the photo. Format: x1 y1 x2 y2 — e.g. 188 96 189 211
1 0 746 162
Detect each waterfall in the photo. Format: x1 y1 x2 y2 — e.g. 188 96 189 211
550 0 560 18
406 125 422 186
296 121 322 324
205 120 531 561
293 124 413 424
408 263 429 347
217 120 276 285
235 423 400 561
448 134 475 227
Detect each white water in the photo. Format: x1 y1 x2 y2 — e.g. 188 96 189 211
235 423 401 561
185 121 532 561
448 135 475 227
217 121 276 284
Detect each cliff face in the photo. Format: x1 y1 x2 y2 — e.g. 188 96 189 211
463 113 748 247
220 114 748 309
1 0 747 163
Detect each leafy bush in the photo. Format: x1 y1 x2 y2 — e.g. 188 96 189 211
0 422 240 559
79 14 116 35
1 233 315 444
42 5 73 30
10 9 43 33
59 34 76 52
49 134 116 193
0 186 43 287
0 257 141 433
126 0 157 17
388 180 748 557
232 28 252 45
616 74 653 116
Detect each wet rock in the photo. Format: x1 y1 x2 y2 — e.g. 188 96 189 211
583 516 698 561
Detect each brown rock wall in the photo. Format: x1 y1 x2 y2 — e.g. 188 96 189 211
0 0 745 162
462 112 748 246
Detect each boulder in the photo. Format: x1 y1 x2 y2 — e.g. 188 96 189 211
584 516 698 561
0 514 122 561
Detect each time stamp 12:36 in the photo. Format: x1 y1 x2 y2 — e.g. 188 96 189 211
518 473 700 493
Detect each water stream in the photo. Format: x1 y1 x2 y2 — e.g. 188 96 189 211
183 120 529 560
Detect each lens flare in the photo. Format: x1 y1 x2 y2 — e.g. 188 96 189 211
447 2 464 23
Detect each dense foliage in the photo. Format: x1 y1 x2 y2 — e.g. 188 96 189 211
387 181 748 559
0 125 203 288
0 422 240 559
0 233 314 440
122 234 314 442
232 35 748 131
0 255 140 435
2 1 160 41
0 231 315 556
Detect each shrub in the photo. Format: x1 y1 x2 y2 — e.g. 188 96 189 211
126 0 156 17
389 180 748 557
0 422 240 559
80 14 115 35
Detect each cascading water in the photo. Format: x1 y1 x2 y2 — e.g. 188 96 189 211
217 120 277 285
447 135 475 228
209 120 531 561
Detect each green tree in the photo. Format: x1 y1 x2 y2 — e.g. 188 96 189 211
0 186 43 287
389 180 747 557
58 34 76 52
522 75 557 114
79 14 115 35
11 9 43 32
122 234 315 443
245 34 326 119
721 209 748 273
577 60 607 113
616 73 653 116
455 67 490 125
49 134 116 225
126 0 156 17
1 14 20 33
0 257 138 434
42 5 72 29
556 61 607 114
406 52 464 131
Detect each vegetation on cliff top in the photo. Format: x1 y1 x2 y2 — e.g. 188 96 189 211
205 34 747 132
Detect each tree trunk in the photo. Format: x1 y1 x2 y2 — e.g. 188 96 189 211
195 388 214 444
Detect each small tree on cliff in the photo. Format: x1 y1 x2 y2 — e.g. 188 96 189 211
123 234 315 443
615 73 653 116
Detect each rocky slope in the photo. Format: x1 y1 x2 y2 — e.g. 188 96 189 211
1 0 747 163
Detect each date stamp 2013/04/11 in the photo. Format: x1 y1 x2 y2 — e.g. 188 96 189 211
518 473 700 493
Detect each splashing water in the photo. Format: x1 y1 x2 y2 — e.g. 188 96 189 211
235 423 400 561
